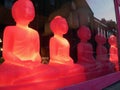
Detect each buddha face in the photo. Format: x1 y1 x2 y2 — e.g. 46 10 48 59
95 34 106 44
12 0 35 25
108 35 117 46
77 26 91 41
50 16 68 35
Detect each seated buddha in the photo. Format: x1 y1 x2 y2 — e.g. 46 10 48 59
49 16 73 64
77 26 95 63
2 0 41 67
95 33 115 73
95 34 109 62
108 35 119 71
77 26 98 70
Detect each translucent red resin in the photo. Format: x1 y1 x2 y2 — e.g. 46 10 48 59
108 35 119 71
2 0 41 67
0 0 115 89
49 16 73 64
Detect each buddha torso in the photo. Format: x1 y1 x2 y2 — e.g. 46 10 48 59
50 36 73 64
77 42 95 63
109 46 118 61
96 45 108 61
55 37 69 56
3 26 41 61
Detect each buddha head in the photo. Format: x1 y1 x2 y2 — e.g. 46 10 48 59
95 34 106 45
108 35 117 46
12 0 35 25
77 26 91 41
50 16 68 36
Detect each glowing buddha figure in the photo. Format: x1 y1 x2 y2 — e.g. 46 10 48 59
95 34 115 73
95 34 109 62
77 26 96 65
2 0 41 66
49 16 73 64
108 35 119 71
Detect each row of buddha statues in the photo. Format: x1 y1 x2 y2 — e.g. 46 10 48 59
2 0 118 72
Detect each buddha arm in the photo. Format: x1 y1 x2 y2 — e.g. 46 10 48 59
33 32 41 61
3 27 21 62
50 37 58 60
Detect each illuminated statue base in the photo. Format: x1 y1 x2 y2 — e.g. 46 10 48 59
0 60 114 89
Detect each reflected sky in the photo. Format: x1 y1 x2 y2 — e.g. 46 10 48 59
86 0 116 21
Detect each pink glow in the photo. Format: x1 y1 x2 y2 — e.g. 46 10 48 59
2 0 41 67
108 35 119 71
49 16 73 64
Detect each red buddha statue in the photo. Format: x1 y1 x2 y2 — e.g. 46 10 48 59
95 34 115 73
108 35 119 71
49 16 73 64
95 34 109 62
2 0 41 67
77 26 98 71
